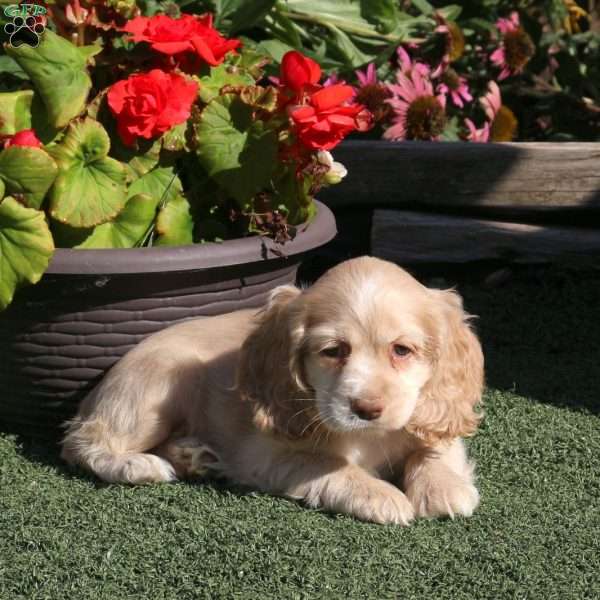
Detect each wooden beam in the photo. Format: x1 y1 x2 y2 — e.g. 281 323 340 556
322 141 600 214
372 210 600 264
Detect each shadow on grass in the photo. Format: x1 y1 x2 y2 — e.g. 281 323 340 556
460 266 600 415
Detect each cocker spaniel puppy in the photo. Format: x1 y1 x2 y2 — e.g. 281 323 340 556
62 256 484 525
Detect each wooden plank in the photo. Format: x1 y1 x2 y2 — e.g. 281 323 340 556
321 141 600 213
372 210 600 264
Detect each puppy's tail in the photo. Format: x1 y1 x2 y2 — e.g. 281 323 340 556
61 418 176 484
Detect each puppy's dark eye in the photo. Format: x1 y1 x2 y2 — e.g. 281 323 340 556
392 344 411 358
320 342 351 359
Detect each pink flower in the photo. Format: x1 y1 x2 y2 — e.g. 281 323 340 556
384 69 446 141
490 48 511 81
323 72 346 87
355 63 377 87
481 81 502 120
437 70 472 108
490 11 535 80
464 118 490 143
496 11 520 34
396 46 431 78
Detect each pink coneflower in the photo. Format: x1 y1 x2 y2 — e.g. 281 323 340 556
481 80 502 120
480 81 518 141
464 118 490 143
437 68 472 108
384 69 446 141
353 63 392 123
396 46 431 78
434 16 466 63
323 72 345 87
490 11 535 80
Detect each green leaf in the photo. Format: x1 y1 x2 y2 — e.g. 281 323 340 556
438 5 462 21
109 129 161 180
5 30 93 128
0 90 33 135
194 94 277 204
0 55 29 81
263 11 302 48
30 94 62 145
441 116 461 141
253 39 296 64
273 166 314 224
161 122 189 153
77 43 103 62
0 196 54 310
229 48 272 79
360 0 399 34
229 0 277 34
214 0 244 24
0 179 4 200
76 193 160 249
325 23 374 67
0 146 58 210
48 118 127 227
155 195 194 246
127 166 183 205
410 0 434 16
198 63 255 104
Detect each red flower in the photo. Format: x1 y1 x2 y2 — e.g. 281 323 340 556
123 13 240 66
289 84 365 150
280 51 321 93
3 129 42 149
107 69 198 146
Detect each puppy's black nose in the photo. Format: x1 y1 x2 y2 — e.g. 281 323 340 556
350 398 383 421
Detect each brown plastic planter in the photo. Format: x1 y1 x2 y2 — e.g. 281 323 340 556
0 201 336 439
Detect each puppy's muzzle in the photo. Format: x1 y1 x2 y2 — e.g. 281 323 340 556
350 397 384 421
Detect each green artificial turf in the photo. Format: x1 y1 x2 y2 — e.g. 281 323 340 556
1 267 599 600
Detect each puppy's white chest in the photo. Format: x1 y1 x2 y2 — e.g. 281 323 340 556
339 433 413 475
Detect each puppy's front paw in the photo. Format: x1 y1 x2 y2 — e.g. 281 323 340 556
338 479 415 526
406 471 479 518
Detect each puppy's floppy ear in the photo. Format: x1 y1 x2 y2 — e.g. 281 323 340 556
236 285 314 437
408 288 484 444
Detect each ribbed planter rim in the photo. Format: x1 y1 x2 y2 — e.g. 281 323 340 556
46 200 335 275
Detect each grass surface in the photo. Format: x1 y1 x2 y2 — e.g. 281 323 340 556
1 267 599 599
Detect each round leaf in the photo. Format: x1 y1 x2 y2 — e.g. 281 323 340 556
0 90 33 136
0 196 54 310
127 166 183 204
156 195 194 246
198 64 255 104
48 119 127 228
76 194 160 249
195 94 277 204
0 146 58 210
5 30 94 129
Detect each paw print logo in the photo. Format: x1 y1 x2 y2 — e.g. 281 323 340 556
4 15 45 48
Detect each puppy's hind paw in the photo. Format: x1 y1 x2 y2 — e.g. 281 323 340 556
160 437 222 479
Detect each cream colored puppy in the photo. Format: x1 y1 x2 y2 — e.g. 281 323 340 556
62 256 484 525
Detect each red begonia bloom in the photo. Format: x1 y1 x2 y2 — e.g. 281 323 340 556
280 50 321 93
107 69 198 146
289 84 365 150
3 129 42 148
123 14 240 66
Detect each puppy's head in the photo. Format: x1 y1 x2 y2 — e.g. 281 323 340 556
237 257 483 443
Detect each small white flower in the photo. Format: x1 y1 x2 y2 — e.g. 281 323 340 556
317 150 347 184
